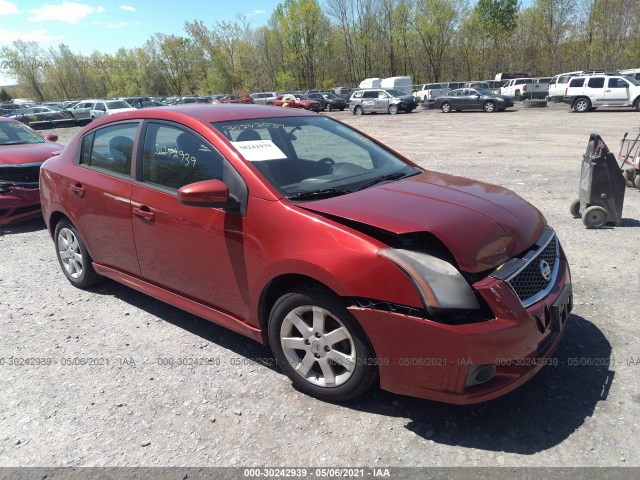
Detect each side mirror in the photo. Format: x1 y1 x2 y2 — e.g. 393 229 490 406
178 179 229 207
44 134 58 142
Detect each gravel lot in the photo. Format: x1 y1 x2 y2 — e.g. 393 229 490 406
1 103 639 469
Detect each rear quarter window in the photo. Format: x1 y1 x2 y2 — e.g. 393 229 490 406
569 78 585 87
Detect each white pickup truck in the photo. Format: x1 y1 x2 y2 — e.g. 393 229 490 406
500 78 532 98
413 83 448 102
500 78 549 99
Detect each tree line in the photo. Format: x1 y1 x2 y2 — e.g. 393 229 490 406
1 0 638 101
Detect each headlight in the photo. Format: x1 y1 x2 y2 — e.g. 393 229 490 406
378 248 481 310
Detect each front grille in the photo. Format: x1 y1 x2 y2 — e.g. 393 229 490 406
0 163 42 186
509 235 558 303
490 228 560 307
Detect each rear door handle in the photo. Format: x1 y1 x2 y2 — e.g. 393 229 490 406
133 205 155 222
69 183 85 198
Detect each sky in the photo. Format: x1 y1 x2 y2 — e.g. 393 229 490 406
0 0 281 86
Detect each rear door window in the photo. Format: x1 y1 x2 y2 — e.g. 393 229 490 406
587 77 605 88
81 123 138 176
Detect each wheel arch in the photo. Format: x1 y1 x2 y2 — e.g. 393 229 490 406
48 210 73 238
258 274 341 333
257 274 378 355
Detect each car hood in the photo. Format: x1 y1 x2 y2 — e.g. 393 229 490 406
0 142 63 165
299 171 546 272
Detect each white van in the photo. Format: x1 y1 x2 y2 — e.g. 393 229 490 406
359 78 381 89
621 68 640 81
380 76 413 95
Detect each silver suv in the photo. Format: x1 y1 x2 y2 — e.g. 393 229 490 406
349 89 418 115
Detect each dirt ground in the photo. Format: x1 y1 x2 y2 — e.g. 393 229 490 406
1 103 639 470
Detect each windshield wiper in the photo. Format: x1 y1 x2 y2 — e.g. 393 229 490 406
286 188 352 201
356 172 409 191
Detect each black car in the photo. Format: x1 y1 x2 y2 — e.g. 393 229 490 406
304 92 347 111
434 88 514 113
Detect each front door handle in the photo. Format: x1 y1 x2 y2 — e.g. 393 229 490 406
133 205 155 222
69 183 85 198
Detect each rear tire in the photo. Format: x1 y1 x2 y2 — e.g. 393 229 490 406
635 98 640 112
268 287 377 402
353 106 363 116
635 175 640 190
582 205 607 228
54 220 102 288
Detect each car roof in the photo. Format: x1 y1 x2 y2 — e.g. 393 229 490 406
87 104 316 127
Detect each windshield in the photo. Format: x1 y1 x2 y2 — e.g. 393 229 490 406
325 93 339 99
106 101 131 109
625 76 640 86
211 115 421 199
0 121 44 145
385 89 407 97
476 88 494 95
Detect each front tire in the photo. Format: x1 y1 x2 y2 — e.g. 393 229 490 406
54 220 102 288
268 288 377 402
441 102 451 113
483 101 496 112
573 97 591 113
388 104 398 115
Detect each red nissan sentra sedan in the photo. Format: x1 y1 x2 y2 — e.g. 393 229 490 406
39 104 572 404
1 118 63 227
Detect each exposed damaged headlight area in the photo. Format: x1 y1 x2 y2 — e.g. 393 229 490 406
0 162 43 192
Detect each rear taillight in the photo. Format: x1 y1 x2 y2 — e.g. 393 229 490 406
523 84 527 92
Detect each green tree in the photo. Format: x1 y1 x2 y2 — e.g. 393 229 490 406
0 88 11 102
476 0 519 43
412 0 465 81
0 41 47 101
275 0 332 88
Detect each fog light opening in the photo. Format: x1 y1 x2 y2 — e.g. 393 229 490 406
465 364 497 387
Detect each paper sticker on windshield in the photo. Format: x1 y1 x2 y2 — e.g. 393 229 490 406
232 140 287 161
